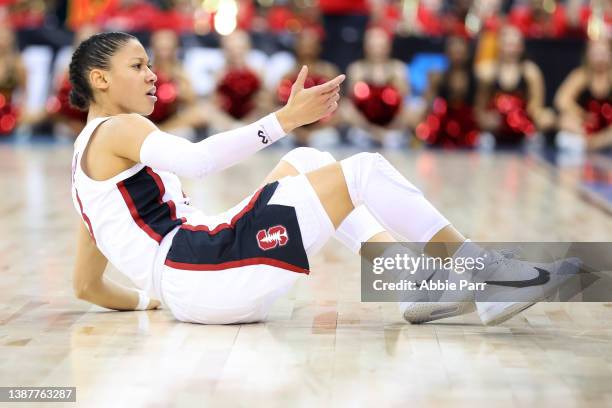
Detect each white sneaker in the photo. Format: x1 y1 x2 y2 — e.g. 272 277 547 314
400 249 580 325
399 265 476 324
475 250 581 325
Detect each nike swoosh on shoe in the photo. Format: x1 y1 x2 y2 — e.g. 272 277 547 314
484 267 550 288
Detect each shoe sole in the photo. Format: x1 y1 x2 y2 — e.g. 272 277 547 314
478 302 536 326
401 302 476 324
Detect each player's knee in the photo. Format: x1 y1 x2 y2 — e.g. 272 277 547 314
344 151 381 171
342 151 423 196
281 147 336 174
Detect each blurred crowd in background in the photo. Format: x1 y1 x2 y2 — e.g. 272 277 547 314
1 0 612 153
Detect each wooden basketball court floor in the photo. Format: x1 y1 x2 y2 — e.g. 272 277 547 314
1 143 612 407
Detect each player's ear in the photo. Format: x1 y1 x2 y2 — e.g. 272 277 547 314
90 68 110 92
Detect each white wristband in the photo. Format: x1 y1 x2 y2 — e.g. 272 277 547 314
135 290 150 310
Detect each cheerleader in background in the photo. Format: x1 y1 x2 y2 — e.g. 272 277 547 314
419 35 479 149
0 24 26 136
212 30 267 130
555 39 612 153
341 26 416 148
276 28 341 147
47 25 99 137
475 25 555 149
146 29 205 138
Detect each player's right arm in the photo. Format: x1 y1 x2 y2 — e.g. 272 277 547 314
104 66 344 179
73 222 160 311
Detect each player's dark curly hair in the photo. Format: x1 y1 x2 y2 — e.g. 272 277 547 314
68 32 137 111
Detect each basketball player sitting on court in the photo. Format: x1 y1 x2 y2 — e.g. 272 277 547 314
70 32 576 326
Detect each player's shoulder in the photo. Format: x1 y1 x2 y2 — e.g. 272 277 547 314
99 113 157 139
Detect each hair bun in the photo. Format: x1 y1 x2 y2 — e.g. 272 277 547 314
69 87 88 111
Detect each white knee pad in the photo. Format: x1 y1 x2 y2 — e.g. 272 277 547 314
340 152 448 243
280 148 385 254
280 147 335 174
340 152 424 206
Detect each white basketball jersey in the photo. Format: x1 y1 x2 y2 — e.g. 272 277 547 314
71 117 196 297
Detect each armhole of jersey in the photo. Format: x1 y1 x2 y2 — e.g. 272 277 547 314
75 117 145 186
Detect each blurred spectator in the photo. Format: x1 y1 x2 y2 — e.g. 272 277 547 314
508 0 583 39
4 0 46 29
475 25 555 148
0 23 26 136
97 0 159 32
212 30 266 130
555 39 612 152
147 29 206 138
276 27 340 147
342 26 414 147
319 0 370 71
370 0 402 35
67 0 117 30
418 35 480 148
150 0 195 33
441 0 473 37
575 0 612 40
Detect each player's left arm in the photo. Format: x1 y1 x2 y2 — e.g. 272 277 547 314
106 66 344 180
73 222 160 311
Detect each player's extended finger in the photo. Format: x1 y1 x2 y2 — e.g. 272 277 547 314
313 74 346 94
321 85 340 96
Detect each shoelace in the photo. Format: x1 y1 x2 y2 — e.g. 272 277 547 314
486 248 521 268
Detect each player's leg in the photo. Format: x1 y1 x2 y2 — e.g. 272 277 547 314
304 152 578 325
261 147 386 255
264 148 477 323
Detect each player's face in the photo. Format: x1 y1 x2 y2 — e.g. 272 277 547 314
106 39 158 115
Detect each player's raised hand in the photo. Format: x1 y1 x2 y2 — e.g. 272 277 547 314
276 65 345 132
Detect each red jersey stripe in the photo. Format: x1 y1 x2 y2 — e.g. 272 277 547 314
145 167 182 222
164 257 309 274
75 187 96 244
180 186 264 235
117 180 164 243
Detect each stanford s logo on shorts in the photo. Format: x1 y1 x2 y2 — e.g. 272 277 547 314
257 225 289 250
165 181 310 274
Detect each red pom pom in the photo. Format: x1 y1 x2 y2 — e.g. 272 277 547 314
217 69 261 119
48 76 88 122
583 97 612 135
0 92 19 135
424 99 479 148
351 82 402 126
489 91 535 145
